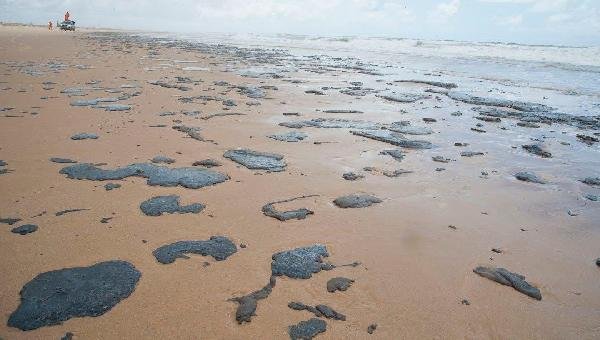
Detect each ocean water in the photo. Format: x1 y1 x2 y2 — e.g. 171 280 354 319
142 31 600 116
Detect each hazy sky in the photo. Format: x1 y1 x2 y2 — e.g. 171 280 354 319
1 0 599 46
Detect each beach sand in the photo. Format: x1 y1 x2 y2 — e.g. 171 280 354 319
1 25 599 339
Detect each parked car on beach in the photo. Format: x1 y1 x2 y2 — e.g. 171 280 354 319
58 20 75 31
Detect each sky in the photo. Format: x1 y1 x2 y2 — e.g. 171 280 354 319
1 0 599 46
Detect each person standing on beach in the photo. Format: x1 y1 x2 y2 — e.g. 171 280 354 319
48 21 53 30
64 11 70 21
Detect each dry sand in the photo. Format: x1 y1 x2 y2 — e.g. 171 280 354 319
0 25 599 339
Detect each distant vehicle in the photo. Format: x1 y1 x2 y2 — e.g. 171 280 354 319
58 20 75 31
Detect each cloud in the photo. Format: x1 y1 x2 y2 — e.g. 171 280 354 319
478 0 600 40
478 0 576 13
496 14 523 26
191 0 339 20
431 0 461 22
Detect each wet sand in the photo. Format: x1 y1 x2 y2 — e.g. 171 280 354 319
1 25 599 339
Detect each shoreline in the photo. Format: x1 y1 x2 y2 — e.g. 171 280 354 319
3 21 598 49
0 25 599 339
